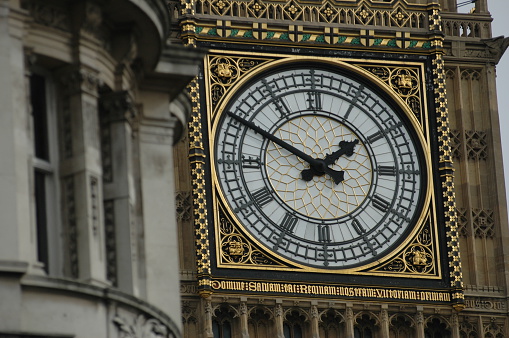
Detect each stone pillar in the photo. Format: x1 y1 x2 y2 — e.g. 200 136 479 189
451 312 460 338
137 90 182 325
59 65 107 285
380 305 390 338
345 303 355 338
415 307 425 338
310 303 320 338
99 91 138 295
275 301 284 338
240 299 249 338
0 2 31 329
0 2 34 266
203 297 214 338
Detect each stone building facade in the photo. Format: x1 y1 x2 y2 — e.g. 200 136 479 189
1 0 509 338
0 0 204 337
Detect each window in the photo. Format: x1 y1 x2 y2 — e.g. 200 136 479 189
284 310 306 338
30 73 61 275
212 306 234 338
354 314 376 338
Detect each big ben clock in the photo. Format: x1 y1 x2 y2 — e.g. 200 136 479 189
212 59 430 270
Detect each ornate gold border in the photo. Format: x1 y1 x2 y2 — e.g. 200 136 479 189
206 52 439 278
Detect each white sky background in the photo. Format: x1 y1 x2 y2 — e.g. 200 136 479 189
489 1 509 212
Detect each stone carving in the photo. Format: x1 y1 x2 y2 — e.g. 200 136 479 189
466 130 487 160
104 199 117 286
22 2 70 31
176 191 193 222
482 36 509 63
64 176 79 279
472 208 494 238
450 130 462 159
456 207 469 237
113 314 173 338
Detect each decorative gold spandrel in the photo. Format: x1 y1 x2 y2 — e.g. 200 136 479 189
218 205 286 267
358 65 424 127
373 214 438 276
208 55 273 115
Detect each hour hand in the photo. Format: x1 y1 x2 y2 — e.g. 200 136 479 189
301 139 358 185
323 139 359 165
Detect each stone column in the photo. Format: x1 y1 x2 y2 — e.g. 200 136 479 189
451 312 460 338
275 301 285 338
240 299 249 338
345 303 355 338
137 89 182 325
0 2 32 330
415 307 425 338
203 297 214 338
59 65 107 285
99 91 138 295
380 305 390 338
310 303 320 338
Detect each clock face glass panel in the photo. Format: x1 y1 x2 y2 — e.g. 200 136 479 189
214 65 424 268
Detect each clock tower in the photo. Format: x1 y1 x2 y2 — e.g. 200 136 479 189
171 0 509 337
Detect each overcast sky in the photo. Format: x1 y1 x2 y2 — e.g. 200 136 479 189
490 1 509 210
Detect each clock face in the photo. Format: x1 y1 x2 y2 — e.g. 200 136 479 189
213 64 425 268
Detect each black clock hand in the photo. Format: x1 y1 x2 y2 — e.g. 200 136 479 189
227 112 345 184
301 140 358 184
323 140 359 165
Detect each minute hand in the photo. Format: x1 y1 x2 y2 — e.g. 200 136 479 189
227 112 344 183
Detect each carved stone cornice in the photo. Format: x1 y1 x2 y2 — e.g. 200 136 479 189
21 0 71 31
99 91 137 124
482 36 509 64
59 66 102 96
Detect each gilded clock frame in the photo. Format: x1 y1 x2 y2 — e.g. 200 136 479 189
205 51 440 278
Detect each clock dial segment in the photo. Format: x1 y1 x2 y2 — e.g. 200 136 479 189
214 66 424 268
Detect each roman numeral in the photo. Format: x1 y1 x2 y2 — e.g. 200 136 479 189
367 130 384 144
306 91 322 110
344 85 364 119
241 155 261 169
366 122 403 144
372 195 390 213
261 78 291 118
318 225 331 243
252 187 273 208
280 213 297 233
351 219 366 235
377 165 396 176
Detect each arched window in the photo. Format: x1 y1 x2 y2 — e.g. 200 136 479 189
248 308 272 337
425 318 451 338
319 309 342 338
284 310 306 338
354 314 376 338
213 306 234 338
390 315 415 338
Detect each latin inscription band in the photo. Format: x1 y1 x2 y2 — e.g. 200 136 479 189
211 279 451 303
